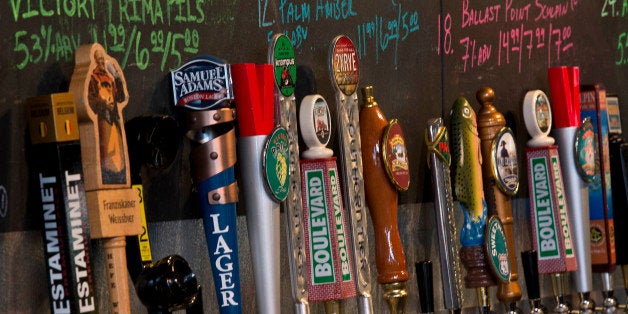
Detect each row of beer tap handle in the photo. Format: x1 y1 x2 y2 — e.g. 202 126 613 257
25 32 628 314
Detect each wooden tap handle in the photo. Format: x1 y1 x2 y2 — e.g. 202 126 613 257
360 87 408 284
103 236 131 314
69 43 142 313
476 87 522 302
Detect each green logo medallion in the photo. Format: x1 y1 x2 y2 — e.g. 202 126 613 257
486 216 510 282
272 35 297 97
263 127 290 201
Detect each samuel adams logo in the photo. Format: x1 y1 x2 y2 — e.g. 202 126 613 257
171 56 233 110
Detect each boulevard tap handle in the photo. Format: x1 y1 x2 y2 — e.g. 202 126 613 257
298 94 357 313
359 85 409 314
522 89 576 314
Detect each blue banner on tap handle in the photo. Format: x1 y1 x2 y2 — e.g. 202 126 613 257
198 167 242 313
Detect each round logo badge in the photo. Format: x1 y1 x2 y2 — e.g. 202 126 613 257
534 93 551 133
330 35 359 96
271 34 297 97
491 127 519 195
485 216 510 282
590 226 603 243
263 127 291 201
574 117 598 183
313 98 331 146
382 119 410 191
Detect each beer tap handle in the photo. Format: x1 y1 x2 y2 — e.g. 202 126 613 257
416 261 434 314
359 86 409 313
521 250 543 313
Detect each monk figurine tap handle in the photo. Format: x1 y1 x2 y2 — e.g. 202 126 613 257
70 43 143 313
359 86 409 314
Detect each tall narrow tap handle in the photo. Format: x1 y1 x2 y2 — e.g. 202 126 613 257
521 250 541 300
425 118 464 311
359 86 409 314
172 56 242 313
476 87 522 304
70 43 142 313
329 35 374 314
416 261 434 313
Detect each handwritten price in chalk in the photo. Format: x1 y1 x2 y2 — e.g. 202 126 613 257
617 32 628 66
452 23 573 73
89 24 200 71
14 25 78 70
13 24 200 71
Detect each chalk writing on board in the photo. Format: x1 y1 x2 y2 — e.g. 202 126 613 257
616 32 628 66
438 0 579 73
10 0 211 71
355 2 420 65
259 0 358 49
601 0 628 18
600 0 628 67
259 0 421 65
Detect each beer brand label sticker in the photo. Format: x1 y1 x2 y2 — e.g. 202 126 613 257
534 93 551 133
304 168 335 285
607 96 622 134
330 36 359 96
486 216 510 282
530 157 560 260
383 120 410 191
132 184 153 263
263 127 290 202
312 98 332 146
492 127 519 195
272 35 297 97
328 168 352 282
550 155 574 258
171 56 233 110
575 117 598 183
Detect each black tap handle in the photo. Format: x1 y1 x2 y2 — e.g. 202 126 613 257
521 250 541 300
416 261 434 313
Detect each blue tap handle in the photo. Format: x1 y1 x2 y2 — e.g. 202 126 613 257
197 167 241 313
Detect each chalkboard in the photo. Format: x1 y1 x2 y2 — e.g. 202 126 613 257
0 0 627 227
2 1 628 313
